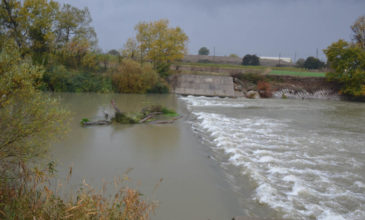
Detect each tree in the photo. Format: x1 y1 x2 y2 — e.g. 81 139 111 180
0 39 69 172
242 54 260 66
121 38 139 60
198 47 209 55
303 56 325 69
351 16 365 49
108 49 120 56
296 58 305 68
133 19 188 76
0 0 97 66
324 39 365 97
0 0 59 63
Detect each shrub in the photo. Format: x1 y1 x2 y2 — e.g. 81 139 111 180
303 56 325 70
43 65 112 93
147 79 170 94
0 166 156 220
242 54 260 66
198 47 209 55
112 59 160 93
257 81 272 98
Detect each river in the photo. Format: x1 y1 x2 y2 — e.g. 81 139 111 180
51 93 365 220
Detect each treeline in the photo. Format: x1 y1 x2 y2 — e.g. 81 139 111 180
1 0 187 218
1 0 188 94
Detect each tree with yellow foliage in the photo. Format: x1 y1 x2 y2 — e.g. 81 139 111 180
129 19 188 77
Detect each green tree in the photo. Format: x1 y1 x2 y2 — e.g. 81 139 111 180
0 0 97 67
242 54 260 66
324 39 365 97
198 47 209 55
351 15 365 49
0 40 69 174
55 3 97 48
0 0 59 63
133 19 188 77
303 56 325 69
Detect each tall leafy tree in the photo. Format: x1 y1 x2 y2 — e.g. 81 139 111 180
0 0 97 67
0 40 69 170
55 4 97 48
133 19 188 76
324 40 365 97
0 0 59 63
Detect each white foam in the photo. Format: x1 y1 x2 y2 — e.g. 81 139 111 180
180 95 365 220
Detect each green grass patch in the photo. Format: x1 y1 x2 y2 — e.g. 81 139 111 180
269 70 326 77
175 62 323 73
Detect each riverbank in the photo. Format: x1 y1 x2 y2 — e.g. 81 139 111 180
169 72 340 100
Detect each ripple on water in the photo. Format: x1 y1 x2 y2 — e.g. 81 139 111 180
180 96 365 220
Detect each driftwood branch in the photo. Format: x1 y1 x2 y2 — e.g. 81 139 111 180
111 100 121 113
82 120 111 126
139 112 162 123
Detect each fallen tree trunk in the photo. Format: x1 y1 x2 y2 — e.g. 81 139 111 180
82 120 112 126
139 112 162 123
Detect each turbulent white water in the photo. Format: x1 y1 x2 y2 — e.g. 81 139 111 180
180 96 365 220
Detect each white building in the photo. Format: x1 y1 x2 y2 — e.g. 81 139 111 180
259 56 292 63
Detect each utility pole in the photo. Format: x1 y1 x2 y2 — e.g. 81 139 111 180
316 48 319 59
278 53 281 66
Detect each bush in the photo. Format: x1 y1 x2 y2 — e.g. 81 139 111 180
242 54 260 66
303 56 325 70
198 47 209 55
0 166 156 220
111 59 160 93
42 65 112 93
147 79 170 94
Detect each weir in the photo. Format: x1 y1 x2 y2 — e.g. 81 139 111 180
174 74 235 97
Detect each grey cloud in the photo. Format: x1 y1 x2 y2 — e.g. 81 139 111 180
56 0 365 60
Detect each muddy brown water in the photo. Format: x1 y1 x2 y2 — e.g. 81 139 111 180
51 93 365 220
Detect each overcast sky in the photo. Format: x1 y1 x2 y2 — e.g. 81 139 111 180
56 0 364 61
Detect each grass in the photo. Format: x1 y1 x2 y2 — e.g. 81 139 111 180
0 165 157 220
176 61 323 72
269 70 326 77
174 62 327 77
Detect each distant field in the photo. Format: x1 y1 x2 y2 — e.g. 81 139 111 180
269 70 326 77
176 62 324 72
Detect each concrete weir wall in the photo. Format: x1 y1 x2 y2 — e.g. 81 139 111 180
174 74 235 97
